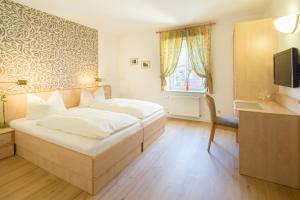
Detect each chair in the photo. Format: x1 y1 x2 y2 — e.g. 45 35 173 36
204 94 238 152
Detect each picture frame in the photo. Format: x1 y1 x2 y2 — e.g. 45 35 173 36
130 58 138 65
141 60 150 69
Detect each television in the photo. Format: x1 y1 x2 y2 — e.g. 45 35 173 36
273 48 299 88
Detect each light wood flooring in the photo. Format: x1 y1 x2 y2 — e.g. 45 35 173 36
0 118 300 200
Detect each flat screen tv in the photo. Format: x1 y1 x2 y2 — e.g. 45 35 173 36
273 48 299 88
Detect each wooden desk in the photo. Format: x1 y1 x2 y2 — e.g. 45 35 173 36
234 100 300 189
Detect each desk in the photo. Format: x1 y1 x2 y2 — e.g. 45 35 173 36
234 100 300 189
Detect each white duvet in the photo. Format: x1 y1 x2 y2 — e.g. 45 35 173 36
90 98 163 119
37 108 139 139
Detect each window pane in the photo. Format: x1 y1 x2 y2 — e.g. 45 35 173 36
167 37 206 92
172 65 186 89
189 70 206 91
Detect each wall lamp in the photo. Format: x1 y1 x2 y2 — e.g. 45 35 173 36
0 79 28 85
0 79 27 128
273 14 299 34
95 77 102 82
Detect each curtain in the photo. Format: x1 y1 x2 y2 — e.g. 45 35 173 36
160 31 184 90
186 25 213 93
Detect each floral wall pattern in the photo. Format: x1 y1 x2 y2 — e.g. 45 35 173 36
0 0 98 94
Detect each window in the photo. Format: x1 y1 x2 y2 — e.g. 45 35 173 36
166 37 206 92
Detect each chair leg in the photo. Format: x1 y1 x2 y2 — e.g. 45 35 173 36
207 124 216 152
235 129 238 143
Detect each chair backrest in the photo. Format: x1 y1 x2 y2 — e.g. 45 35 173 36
204 94 216 123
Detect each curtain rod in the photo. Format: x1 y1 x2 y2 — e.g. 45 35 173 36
156 22 216 34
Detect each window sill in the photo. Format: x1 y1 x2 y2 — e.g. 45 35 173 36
164 89 206 94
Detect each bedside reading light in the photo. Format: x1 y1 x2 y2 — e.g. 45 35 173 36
0 79 28 85
95 77 102 82
273 14 299 34
16 80 28 85
0 79 28 128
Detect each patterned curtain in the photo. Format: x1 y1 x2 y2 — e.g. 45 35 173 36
160 31 184 90
186 26 213 93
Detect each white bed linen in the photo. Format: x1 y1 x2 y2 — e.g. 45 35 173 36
10 119 142 157
69 107 166 127
37 108 139 139
90 98 163 119
142 110 166 127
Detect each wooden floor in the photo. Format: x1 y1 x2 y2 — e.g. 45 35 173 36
0 118 300 200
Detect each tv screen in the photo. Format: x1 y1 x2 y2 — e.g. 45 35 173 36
273 48 299 88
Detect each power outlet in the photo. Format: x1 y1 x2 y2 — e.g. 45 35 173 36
217 110 221 114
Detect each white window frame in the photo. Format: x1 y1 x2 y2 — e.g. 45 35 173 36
166 37 206 93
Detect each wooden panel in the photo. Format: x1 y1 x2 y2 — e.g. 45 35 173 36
0 128 14 135
14 127 143 195
15 131 93 178
143 127 165 151
143 115 166 141
93 129 143 177
5 85 112 122
93 146 141 194
0 133 12 146
16 145 93 194
0 145 14 159
234 18 278 101
62 89 82 108
239 111 300 188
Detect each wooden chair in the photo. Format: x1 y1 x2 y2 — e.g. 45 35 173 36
204 94 238 152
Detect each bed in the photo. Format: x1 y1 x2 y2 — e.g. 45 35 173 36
5 86 144 195
82 88 167 151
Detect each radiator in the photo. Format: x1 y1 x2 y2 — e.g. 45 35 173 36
167 96 201 118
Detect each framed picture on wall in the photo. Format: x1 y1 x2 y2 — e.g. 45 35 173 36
130 58 138 65
141 60 151 69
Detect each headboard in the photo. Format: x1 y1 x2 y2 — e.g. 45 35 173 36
4 85 111 122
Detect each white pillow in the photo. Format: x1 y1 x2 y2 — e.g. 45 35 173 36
26 90 67 120
94 87 106 102
80 88 106 107
79 89 94 107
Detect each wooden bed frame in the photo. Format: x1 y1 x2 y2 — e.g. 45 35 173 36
5 85 166 194
15 129 143 194
142 115 166 151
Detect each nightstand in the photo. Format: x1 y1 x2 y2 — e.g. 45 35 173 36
0 128 14 159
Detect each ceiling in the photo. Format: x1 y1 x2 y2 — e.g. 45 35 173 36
14 0 271 34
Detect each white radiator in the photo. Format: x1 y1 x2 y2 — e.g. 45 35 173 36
167 96 201 118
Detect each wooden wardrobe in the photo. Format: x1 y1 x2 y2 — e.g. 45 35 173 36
234 18 278 101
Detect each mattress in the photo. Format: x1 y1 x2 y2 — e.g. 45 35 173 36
10 119 142 157
71 107 165 127
142 109 166 127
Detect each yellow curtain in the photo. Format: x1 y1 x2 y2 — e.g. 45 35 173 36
160 31 184 90
186 25 213 93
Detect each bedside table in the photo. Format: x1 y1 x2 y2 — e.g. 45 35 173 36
0 128 14 159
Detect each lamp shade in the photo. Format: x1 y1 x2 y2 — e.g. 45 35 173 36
273 14 299 34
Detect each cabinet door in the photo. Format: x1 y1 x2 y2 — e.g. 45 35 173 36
234 18 278 100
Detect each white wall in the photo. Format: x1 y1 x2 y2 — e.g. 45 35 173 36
99 32 121 97
264 0 300 100
117 15 262 121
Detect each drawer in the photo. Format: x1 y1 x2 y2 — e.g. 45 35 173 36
0 145 14 159
0 133 12 146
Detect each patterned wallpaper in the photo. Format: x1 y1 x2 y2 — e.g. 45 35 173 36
0 0 98 94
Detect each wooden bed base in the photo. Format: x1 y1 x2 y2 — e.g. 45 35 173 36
142 115 166 151
15 129 143 195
